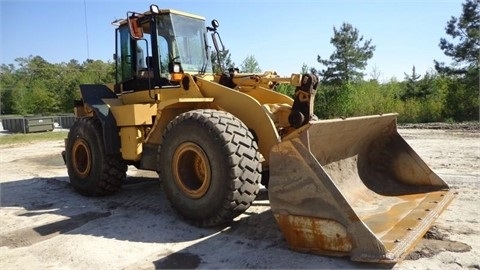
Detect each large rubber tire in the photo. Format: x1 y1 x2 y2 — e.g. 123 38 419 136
65 117 127 196
158 109 261 227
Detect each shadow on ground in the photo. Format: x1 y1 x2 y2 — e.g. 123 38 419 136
0 175 399 269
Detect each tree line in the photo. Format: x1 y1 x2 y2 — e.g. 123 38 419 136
218 0 479 122
1 0 478 123
0 58 114 115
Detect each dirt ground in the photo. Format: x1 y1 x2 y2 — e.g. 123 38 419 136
0 127 479 269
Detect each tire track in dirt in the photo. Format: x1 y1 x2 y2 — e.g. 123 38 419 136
102 177 171 215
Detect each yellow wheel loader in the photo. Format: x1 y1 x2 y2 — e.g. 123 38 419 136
63 4 454 263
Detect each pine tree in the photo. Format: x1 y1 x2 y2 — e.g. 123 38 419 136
435 0 479 121
240 55 261 73
434 0 479 74
401 66 422 100
317 22 375 85
210 49 235 73
300 63 309 74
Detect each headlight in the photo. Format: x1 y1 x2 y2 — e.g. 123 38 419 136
150 4 160 14
173 63 181 73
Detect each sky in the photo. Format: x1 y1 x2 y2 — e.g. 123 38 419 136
0 0 464 81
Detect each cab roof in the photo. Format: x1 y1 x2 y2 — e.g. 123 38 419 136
113 8 205 26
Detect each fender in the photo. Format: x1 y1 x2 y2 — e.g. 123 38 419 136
79 84 120 155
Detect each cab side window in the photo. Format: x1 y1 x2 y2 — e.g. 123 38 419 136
116 27 133 82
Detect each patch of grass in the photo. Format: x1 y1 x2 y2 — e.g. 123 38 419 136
0 131 68 145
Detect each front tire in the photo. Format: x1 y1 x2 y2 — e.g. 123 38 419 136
65 117 127 196
158 109 261 227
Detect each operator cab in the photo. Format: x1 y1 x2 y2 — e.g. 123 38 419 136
113 5 212 93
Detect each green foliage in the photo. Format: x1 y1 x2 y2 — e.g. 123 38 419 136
240 55 261 73
210 49 235 74
300 63 309 74
316 81 389 119
0 56 114 115
303 0 478 123
401 66 421 100
312 77 447 123
0 64 16 114
400 66 435 101
316 22 375 85
434 0 479 121
275 84 295 97
442 69 479 121
435 0 479 74
314 84 350 118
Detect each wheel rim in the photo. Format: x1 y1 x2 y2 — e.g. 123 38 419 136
172 142 211 199
72 138 92 178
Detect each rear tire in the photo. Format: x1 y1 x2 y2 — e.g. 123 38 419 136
65 117 127 196
158 109 261 227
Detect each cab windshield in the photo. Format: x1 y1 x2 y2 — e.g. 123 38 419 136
155 13 212 74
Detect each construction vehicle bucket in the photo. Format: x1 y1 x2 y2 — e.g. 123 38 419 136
269 113 454 263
